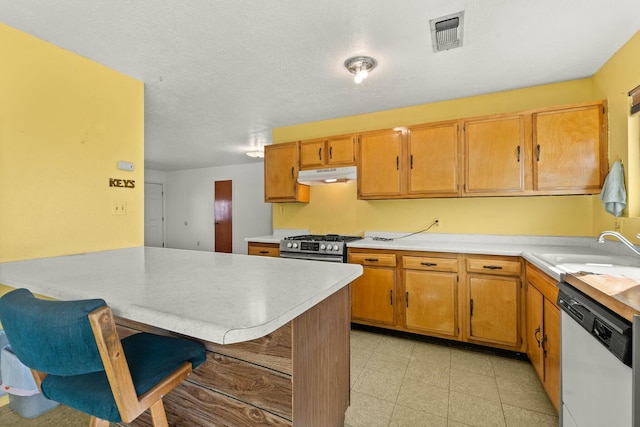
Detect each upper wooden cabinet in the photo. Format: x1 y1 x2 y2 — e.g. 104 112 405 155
264 142 309 203
299 135 355 170
357 129 403 198
463 114 527 196
533 102 607 194
407 121 460 197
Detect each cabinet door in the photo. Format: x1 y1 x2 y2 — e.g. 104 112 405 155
264 142 310 202
533 103 606 193
357 129 403 198
463 115 526 195
405 270 457 337
351 265 396 325
526 284 544 380
543 299 560 412
299 139 326 169
407 122 460 197
467 274 520 347
327 135 355 166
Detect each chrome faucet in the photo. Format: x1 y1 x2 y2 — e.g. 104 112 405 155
597 231 640 257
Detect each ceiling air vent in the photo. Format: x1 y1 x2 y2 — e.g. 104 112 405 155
430 11 464 53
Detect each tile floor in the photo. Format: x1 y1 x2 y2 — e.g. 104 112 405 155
346 328 559 427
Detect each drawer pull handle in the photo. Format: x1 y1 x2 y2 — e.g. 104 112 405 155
421 262 438 267
483 265 503 270
364 258 379 262
259 251 269 254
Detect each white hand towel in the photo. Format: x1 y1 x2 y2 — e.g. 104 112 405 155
600 161 626 217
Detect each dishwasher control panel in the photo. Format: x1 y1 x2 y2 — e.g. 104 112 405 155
557 281 632 367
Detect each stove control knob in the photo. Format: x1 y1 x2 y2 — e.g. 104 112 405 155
287 242 293 248
291 243 298 249
319 244 325 250
333 245 339 251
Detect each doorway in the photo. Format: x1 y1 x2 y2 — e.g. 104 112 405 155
214 180 232 253
144 182 165 247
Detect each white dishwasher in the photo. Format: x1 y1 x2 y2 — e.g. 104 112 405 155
558 281 633 427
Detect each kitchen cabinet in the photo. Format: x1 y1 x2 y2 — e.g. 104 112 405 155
403 255 460 338
532 101 607 194
357 129 403 199
348 251 397 326
525 262 560 412
406 121 460 197
299 135 355 170
248 242 280 257
264 141 310 203
465 255 524 351
462 114 527 196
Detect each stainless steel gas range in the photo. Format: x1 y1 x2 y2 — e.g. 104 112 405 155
279 234 362 263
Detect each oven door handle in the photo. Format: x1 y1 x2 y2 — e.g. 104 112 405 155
279 253 344 263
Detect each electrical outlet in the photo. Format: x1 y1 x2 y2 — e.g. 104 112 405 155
614 219 622 232
112 202 127 215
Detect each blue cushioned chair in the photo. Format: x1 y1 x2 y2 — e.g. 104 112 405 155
0 288 206 427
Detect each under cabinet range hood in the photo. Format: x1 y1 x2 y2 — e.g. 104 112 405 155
297 166 357 185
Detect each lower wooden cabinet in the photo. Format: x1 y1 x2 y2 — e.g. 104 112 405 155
247 242 280 257
348 251 397 325
403 255 459 338
525 262 560 412
348 249 525 353
464 255 524 351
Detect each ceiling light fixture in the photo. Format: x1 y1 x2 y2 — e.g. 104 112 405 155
246 149 264 158
344 56 377 84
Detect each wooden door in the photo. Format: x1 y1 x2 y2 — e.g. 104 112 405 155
467 275 519 346
405 270 457 336
357 129 403 198
463 115 526 195
350 266 396 325
533 103 605 192
327 135 355 166
407 122 460 197
299 138 326 169
526 284 544 380
543 299 561 411
214 180 232 253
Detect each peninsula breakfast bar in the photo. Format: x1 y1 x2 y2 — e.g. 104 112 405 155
0 247 363 426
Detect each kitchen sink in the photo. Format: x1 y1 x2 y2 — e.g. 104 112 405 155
532 252 640 281
535 252 640 267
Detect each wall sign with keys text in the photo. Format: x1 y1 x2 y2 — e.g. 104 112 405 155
109 178 136 188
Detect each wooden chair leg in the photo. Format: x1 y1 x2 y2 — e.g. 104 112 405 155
149 399 169 427
89 416 111 427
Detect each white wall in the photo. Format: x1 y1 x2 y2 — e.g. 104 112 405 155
147 163 271 254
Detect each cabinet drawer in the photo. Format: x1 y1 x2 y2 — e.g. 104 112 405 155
466 257 521 276
349 253 396 267
248 243 280 257
403 256 458 272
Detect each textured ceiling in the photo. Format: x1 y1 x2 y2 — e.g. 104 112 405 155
2 1 639 171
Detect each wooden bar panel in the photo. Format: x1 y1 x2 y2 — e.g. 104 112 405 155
190 352 292 419
117 318 293 375
132 380 292 427
292 286 350 427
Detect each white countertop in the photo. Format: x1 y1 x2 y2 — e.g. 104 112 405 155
0 247 362 345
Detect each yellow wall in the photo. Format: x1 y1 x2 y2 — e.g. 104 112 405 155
592 30 640 237
0 24 144 262
273 79 599 236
